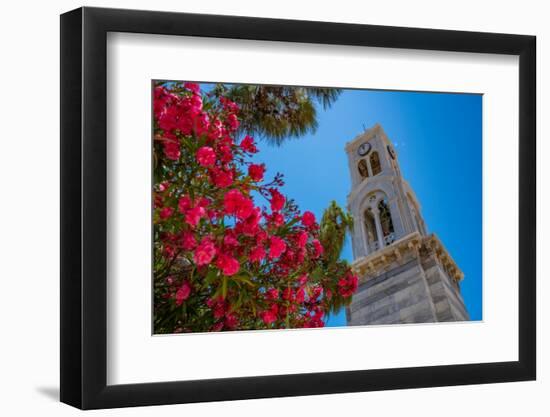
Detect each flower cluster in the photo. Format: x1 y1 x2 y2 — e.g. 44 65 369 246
153 82 357 334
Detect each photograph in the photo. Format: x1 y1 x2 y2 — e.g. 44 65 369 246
152 81 482 334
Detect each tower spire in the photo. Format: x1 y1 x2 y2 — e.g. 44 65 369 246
345 124 469 325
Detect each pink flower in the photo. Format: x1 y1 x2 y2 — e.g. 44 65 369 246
312 239 324 259
240 135 258 153
210 167 233 188
261 310 277 325
193 236 217 266
265 288 279 300
163 141 180 161
185 206 206 227
190 94 203 110
159 207 173 220
207 297 227 319
226 113 240 131
194 112 210 136
239 207 262 237
180 231 197 250
184 82 200 94
196 146 216 167
220 96 239 113
178 196 192 214
223 231 239 249
269 236 287 259
302 211 316 227
282 287 294 301
295 287 305 303
224 313 239 329
269 189 286 212
215 253 240 276
218 144 233 163
271 212 285 227
338 274 358 298
248 163 265 182
249 245 266 263
158 181 169 192
196 197 211 208
175 281 192 306
297 231 308 248
223 189 254 220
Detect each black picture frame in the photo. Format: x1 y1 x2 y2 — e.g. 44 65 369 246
60 6 536 410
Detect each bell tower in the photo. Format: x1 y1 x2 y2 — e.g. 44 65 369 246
345 124 469 325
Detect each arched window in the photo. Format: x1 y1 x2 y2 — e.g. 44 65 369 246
364 208 379 251
378 199 395 244
357 159 369 178
370 151 381 175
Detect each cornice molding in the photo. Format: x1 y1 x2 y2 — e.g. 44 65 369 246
351 232 464 283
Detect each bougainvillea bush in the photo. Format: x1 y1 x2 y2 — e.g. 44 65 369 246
153 81 358 334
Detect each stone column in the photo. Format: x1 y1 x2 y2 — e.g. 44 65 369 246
388 198 405 238
372 207 385 249
353 215 366 258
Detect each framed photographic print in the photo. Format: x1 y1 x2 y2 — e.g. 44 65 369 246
60 6 536 410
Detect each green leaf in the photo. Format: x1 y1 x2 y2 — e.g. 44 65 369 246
205 268 219 285
221 276 228 299
231 275 255 288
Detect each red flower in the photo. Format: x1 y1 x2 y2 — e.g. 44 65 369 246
190 94 203 110
185 206 206 228
220 96 239 113
301 211 316 227
248 163 265 182
297 231 308 248
265 288 279 300
178 196 209 227
194 112 210 136
196 146 216 167
226 113 240 131
163 141 180 161
282 287 294 301
240 135 258 153
193 236 217 266
269 236 287 259
178 196 191 213
261 311 277 325
180 231 197 251
269 189 286 212
338 274 358 298
223 230 239 249
153 86 362 333
239 207 262 237
159 207 173 220
184 82 200 94
210 167 233 188
215 253 240 276
207 297 227 319
223 189 254 220
312 239 324 259
224 313 239 329
175 281 192 306
295 287 305 303
249 245 266 263
218 144 233 163
271 212 285 227
158 181 169 192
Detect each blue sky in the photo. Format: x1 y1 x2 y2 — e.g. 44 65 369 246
246 88 483 325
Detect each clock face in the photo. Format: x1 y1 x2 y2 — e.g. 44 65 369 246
357 142 371 156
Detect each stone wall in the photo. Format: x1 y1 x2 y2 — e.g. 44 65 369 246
347 237 469 325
